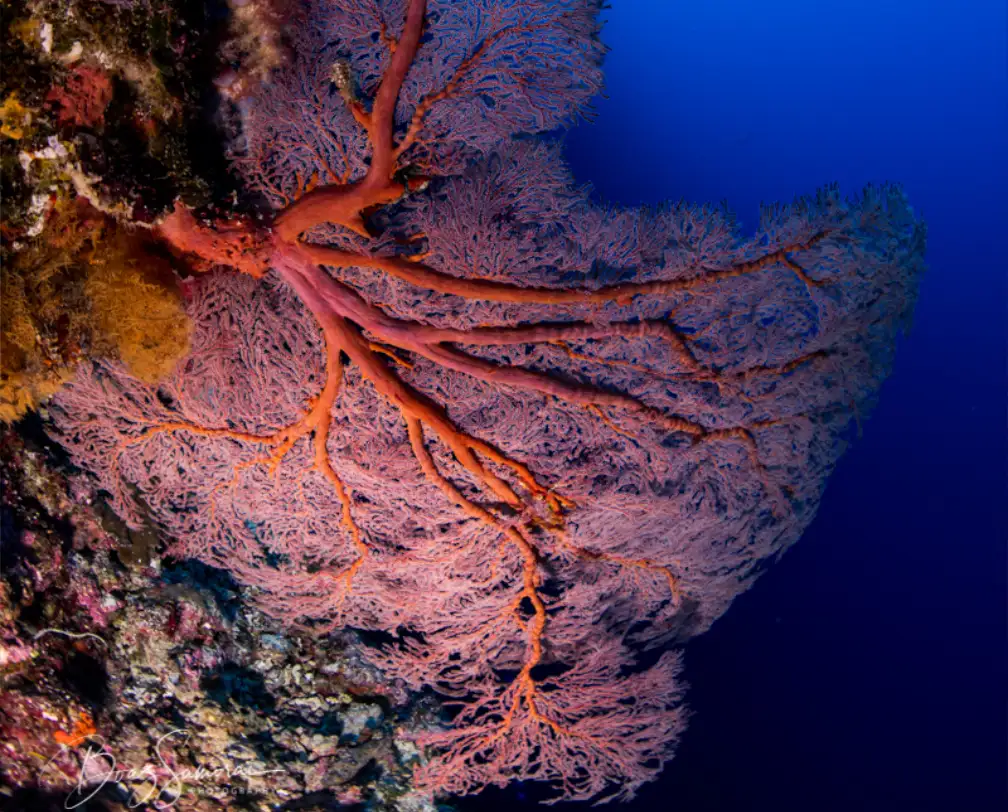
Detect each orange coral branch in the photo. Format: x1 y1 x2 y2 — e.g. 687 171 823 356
158 204 271 277
300 235 831 306
273 0 429 241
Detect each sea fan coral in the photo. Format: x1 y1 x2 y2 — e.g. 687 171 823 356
47 0 926 803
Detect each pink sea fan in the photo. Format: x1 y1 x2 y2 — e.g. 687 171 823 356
48 0 925 803
230 0 605 206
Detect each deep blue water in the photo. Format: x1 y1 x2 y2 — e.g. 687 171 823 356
564 2 1007 810
467 2 1007 810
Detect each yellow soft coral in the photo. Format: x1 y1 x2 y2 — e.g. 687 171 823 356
85 232 191 383
0 371 69 423
0 94 32 140
1 200 191 422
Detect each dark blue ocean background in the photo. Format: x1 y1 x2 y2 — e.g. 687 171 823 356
465 1 1007 810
